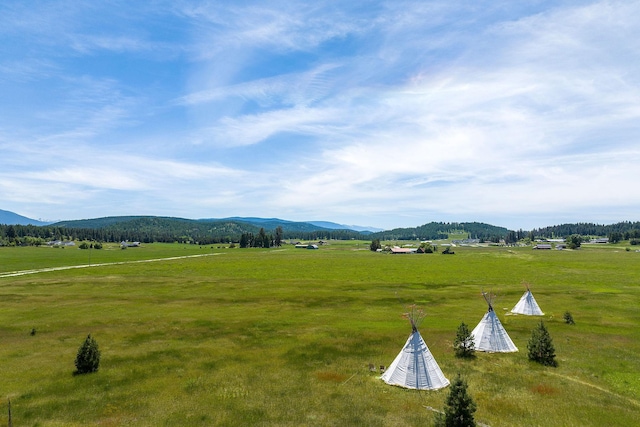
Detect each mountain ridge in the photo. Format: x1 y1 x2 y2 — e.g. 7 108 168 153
0 209 51 226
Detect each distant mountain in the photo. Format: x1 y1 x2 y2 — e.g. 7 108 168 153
201 217 332 233
306 221 384 233
200 217 383 233
52 216 188 229
0 209 50 226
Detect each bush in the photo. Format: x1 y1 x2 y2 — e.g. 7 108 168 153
434 374 477 427
566 234 582 249
75 334 101 374
563 311 575 325
78 242 89 249
527 321 557 367
453 322 475 358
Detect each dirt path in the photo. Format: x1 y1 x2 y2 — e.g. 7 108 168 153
545 371 640 408
0 253 222 279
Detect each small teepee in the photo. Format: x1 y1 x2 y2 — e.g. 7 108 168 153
511 284 544 316
471 292 518 353
381 305 450 390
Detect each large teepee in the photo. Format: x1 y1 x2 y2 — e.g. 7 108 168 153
511 284 544 315
381 305 450 390
471 292 518 353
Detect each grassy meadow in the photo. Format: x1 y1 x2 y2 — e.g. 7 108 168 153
1 242 639 426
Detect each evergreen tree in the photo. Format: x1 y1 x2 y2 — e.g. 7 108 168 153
436 374 477 427
258 228 268 248
75 334 101 374
566 234 582 249
274 226 283 247
370 239 381 251
453 322 475 358
527 321 557 367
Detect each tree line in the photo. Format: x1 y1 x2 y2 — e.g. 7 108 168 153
532 221 640 239
239 227 284 248
3 219 640 247
0 220 363 247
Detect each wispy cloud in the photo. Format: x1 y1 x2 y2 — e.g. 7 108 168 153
1 1 639 228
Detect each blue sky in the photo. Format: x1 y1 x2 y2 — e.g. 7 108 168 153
1 1 639 231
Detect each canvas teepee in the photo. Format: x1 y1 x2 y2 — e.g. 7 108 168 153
511 284 544 315
471 292 518 353
381 305 450 390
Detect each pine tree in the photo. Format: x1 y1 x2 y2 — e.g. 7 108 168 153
75 334 101 374
453 322 475 358
436 374 477 427
274 226 284 247
527 321 557 367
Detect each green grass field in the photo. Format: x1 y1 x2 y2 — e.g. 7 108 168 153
1 242 639 426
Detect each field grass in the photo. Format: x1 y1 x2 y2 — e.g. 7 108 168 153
1 242 639 426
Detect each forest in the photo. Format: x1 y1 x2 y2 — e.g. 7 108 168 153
2 217 640 247
0 217 364 246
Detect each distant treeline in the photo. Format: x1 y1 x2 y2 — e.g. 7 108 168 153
532 222 640 239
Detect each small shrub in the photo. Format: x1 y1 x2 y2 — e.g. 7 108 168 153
78 242 90 250
434 374 477 427
75 334 101 374
453 322 475 358
527 321 557 367
563 311 575 325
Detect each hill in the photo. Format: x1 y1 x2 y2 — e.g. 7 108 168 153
369 221 510 241
306 221 383 233
45 216 365 244
204 217 335 233
0 209 50 226
53 216 340 235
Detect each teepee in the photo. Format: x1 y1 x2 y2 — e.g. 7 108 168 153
511 284 544 315
381 305 450 390
471 292 518 353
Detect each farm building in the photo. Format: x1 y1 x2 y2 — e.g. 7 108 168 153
390 246 417 254
295 244 319 249
533 244 552 250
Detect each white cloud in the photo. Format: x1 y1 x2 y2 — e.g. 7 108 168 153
1 1 640 228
